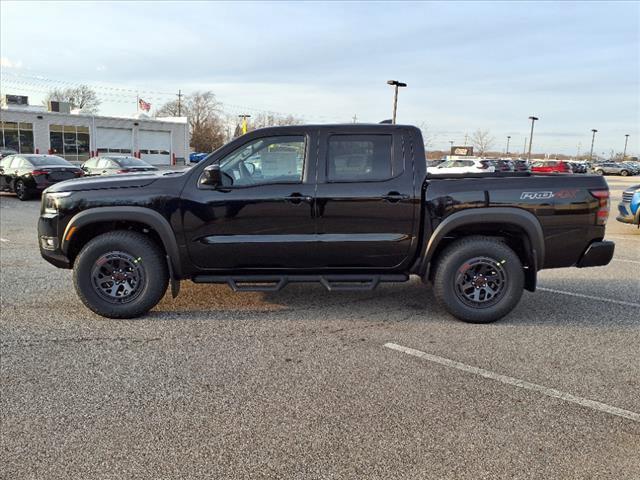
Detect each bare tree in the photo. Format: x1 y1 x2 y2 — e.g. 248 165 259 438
156 91 226 152
471 129 495 157
250 112 303 130
44 85 101 113
417 122 435 150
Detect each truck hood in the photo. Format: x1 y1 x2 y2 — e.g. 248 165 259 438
44 172 163 193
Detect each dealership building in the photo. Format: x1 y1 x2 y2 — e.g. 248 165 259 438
0 97 189 165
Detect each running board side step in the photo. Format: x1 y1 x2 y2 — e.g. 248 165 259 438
191 274 409 292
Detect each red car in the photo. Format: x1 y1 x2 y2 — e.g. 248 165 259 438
531 160 573 174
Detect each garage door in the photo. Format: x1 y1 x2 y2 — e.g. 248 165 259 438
139 130 171 165
96 127 133 154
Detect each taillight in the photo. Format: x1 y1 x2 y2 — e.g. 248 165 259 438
116 169 130 174
590 190 609 225
32 170 47 176
74 170 84 177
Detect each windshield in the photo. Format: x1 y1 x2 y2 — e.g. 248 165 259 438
109 156 150 167
26 155 70 166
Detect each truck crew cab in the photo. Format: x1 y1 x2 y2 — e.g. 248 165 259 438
38 124 614 323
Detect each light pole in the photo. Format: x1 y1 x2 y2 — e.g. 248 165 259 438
589 129 598 161
527 116 538 162
622 134 630 162
387 80 407 124
506 135 511 156
449 140 454 153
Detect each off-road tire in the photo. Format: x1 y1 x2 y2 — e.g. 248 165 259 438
73 230 168 318
432 236 524 323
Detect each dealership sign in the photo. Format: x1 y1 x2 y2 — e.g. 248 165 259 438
451 146 473 156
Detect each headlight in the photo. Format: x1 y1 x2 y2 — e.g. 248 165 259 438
43 192 72 214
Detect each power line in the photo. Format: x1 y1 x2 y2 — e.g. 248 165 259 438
1 71 336 122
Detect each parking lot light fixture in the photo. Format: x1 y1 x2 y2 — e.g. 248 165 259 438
387 80 407 124
589 129 598 162
506 135 511 155
622 134 629 161
527 116 538 162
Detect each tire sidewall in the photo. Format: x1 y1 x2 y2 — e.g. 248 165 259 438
15 180 28 200
434 239 524 323
73 232 168 318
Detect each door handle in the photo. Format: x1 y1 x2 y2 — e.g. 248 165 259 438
382 192 409 203
285 192 312 205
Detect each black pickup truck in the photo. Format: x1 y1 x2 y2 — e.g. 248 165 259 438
38 124 614 323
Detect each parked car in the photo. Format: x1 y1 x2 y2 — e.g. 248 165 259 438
512 159 531 172
568 161 588 174
427 158 495 175
531 160 573 174
189 152 209 163
593 163 635 176
81 156 158 176
0 147 18 160
39 123 614 323
622 161 640 174
490 159 515 172
0 154 83 200
616 184 640 226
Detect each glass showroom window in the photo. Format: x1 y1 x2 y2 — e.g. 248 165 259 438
1 121 34 153
50 124 91 161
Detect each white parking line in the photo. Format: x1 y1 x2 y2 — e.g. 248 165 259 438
0 238 9 243
384 342 640 423
537 287 640 308
606 235 640 241
612 258 640 265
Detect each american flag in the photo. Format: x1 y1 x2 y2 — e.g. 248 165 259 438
138 98 151 112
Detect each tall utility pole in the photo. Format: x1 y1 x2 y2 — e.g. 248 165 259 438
523 137 527 156
449 140 454 153
464 133 469 146
177 90 183 116
387 80 407 124
352 114 358 124
622 134 630 161
589 129 598 161
506 135 511 155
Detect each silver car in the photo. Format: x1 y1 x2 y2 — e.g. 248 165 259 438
593 162 637 176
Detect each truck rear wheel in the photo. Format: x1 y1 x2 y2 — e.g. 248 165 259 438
73 231 168 318
432 236 524 323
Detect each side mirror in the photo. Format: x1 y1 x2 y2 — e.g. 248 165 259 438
201 164 223 187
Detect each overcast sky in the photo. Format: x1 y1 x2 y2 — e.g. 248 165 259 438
1 0 639 155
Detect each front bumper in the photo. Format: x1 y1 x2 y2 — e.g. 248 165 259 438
576 240 615 268
616 201 639 225
38 215 71 269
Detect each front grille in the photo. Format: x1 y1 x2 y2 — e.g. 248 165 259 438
622 192 633 202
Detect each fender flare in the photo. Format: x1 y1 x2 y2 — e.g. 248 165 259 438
61 206 182 277
419 207 545 279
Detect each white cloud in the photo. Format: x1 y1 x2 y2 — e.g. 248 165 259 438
0 56 23 69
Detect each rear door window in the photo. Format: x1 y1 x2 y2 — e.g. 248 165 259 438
327 134 394 182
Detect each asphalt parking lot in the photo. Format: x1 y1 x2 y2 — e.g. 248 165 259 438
1 176 639 479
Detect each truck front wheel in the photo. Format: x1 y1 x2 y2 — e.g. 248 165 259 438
432 236 524 323
73 231 168 318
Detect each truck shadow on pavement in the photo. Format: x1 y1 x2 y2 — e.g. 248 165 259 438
150 277 639 328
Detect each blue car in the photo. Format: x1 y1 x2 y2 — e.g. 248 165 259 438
189 152 209 163
617 184 640 226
